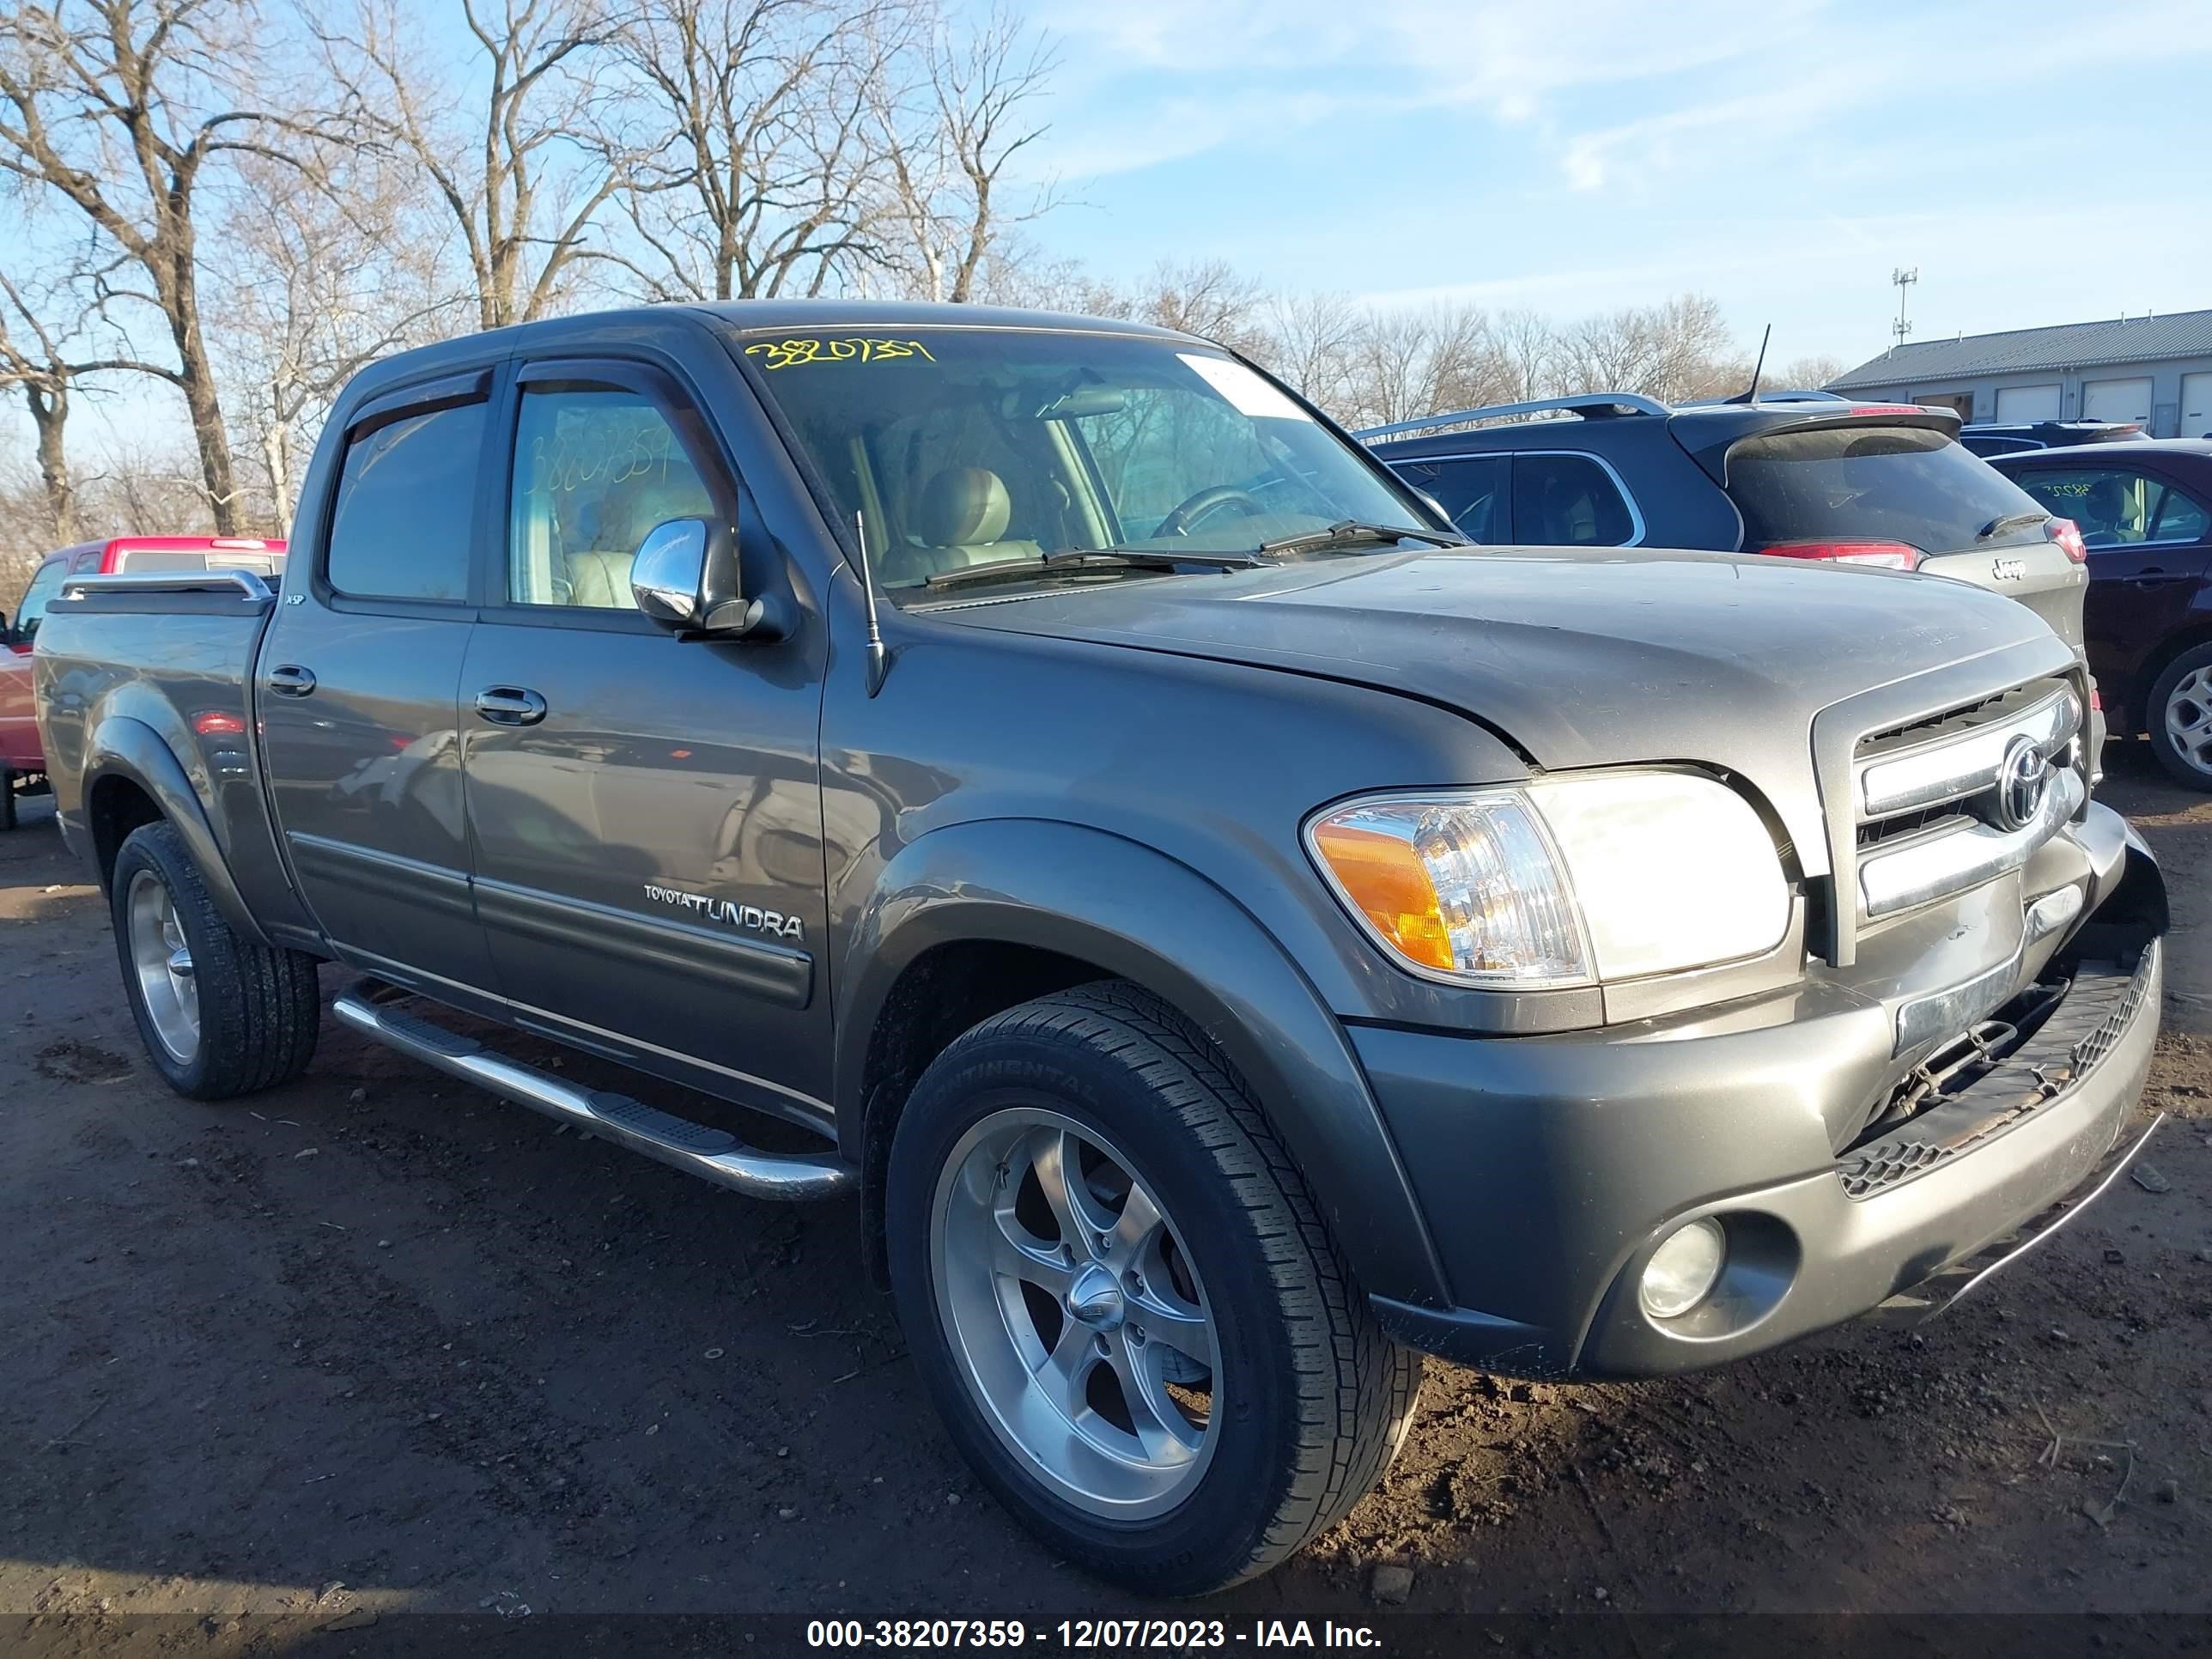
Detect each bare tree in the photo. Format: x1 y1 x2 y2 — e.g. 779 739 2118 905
1551 294 1738 404
211 155 464 535
1490 308 1558 405
1778 353 1848 392
1260 289 1360 416
0 270 88 544
321 0 629 331
0 0 331 532
614 0 908 301
1130 259 1269 356
1338 303 1511 433
872 2 1055 303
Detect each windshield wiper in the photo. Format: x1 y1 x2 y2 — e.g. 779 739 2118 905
1977 509 2049 541
1254 520 1470 557
922 548 1262 592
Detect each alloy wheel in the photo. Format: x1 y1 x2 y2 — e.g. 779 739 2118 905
126 869 200 1063
931 1108 1220 1520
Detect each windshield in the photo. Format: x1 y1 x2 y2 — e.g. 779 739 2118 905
734 328 1430 595
1726 425 2049 553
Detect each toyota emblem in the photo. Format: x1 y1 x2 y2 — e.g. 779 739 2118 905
1996 736 2050 830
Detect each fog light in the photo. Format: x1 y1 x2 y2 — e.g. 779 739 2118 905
1640 1218 1726 1320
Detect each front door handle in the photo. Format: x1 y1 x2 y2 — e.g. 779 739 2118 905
266 663 317 697
474 686 548 726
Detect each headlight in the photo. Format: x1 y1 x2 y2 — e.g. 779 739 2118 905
1306 771 1789 988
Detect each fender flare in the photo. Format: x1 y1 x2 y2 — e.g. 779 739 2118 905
83 714 268 945
835 817 1453 1309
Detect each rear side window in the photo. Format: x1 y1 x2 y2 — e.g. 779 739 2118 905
1394 455 1507 541
1727 426 2042 555
327 401 487 602
1513 453 1636 546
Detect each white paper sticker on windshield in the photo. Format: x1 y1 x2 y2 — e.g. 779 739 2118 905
1177 353 1311 422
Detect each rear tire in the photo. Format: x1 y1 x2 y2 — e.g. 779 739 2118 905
886 980 1419 1595
110 821 322 1099
2147 642 2212 791
1 768 16 832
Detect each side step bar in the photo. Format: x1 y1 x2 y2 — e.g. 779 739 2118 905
331 986 855 1201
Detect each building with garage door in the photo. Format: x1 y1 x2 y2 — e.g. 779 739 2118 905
1828 308 2212 437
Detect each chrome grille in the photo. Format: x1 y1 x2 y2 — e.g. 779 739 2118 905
1851 678 2082 921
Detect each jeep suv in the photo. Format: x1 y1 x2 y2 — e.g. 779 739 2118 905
1364 393 2089 650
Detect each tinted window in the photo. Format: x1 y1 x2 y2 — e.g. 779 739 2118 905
2153 483 2210 544
1394 456 1507 541
1727 426 2042 553
2010 467 2165 547
509 386 719 609
326 401 486 601
13 559 66 643
1514 453 1636 546
1960 434 2040 458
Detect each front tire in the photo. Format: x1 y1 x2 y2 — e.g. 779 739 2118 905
2148 642 2212 791
110 820 322 1099
886 981 1419 1595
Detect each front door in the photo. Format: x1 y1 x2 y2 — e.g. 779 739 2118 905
2 556 66 771
459 357 832 1122
256 369 500 993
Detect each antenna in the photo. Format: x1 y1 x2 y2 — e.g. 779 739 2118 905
854 508 888 696
1891 266 1918 349
1722 324 1771 405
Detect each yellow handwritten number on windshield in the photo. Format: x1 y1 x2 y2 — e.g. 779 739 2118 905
745 337 936 370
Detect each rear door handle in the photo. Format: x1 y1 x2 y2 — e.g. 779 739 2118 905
474 686 548 726
266 664 317 697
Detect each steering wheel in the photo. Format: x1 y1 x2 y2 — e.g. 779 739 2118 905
1155 485 1263 539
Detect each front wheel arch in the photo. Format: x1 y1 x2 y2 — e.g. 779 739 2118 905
836 818 1452 1311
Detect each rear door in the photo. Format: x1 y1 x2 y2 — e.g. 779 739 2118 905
256 368 501 993
458 353 834 1122
1510 452 1642 545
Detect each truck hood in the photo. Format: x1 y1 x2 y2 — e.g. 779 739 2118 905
934 546 2059 871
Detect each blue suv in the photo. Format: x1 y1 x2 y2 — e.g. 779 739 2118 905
1361 392 2087 647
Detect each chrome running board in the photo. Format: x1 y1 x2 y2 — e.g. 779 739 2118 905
331 983 854 1201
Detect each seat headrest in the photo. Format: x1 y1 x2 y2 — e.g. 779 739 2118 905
915 467 1012 547
591 473 714 554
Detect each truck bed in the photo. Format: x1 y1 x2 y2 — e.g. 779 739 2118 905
33 571 309 940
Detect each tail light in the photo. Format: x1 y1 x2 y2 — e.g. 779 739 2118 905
2046 517 2087 564
1756 539 1923 571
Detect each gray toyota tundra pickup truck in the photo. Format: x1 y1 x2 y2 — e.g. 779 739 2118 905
33 301 2168 1595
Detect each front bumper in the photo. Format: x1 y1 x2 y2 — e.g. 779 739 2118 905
1357 821 2165 1380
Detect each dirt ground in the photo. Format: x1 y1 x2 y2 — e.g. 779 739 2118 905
3 744 2208 1653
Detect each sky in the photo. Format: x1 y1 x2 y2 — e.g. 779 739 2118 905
1012 0 2212 369
11 0 2212 474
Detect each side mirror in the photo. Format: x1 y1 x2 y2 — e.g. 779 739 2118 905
630 518 791 642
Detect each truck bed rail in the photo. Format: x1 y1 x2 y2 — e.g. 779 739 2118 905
58 569 276 603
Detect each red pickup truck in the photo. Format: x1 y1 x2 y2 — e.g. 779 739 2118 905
3 537 285 828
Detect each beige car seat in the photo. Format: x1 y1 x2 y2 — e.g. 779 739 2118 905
563 473 715 608
885 466 1043 585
